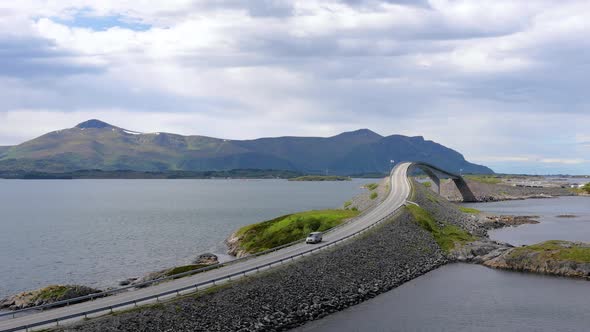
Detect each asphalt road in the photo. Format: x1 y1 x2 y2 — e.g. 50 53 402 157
0 162 413 332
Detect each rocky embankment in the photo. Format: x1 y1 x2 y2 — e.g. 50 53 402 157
345 178 390 212
57 187 450 331
440 179 573 202
0 285 101 310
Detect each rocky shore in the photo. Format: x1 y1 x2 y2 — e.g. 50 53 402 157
1 254 220 311
126 253 220 286
478 214 540 230
451 240 590 280
56 183 451 332
413 184 590 281
440 179 573 202
0 285 101 310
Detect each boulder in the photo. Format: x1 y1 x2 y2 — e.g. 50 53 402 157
193 253 219 265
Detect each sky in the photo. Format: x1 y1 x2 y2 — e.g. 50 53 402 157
0 0 589 175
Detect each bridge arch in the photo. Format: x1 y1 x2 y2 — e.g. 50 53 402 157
408 162 477 202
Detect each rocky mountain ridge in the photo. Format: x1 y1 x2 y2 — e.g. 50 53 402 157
0 119 493 175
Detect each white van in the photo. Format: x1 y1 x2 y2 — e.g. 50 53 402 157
305 232 323 244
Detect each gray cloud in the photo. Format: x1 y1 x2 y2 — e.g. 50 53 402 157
0 37 103 77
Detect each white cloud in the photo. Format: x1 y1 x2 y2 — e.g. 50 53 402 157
540 158 586 165
1 0 590 174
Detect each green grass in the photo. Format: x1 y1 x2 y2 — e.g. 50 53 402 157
422 181 432 188
343 200 352 208
364 183 379 191
464 175 502 184
510 240 590 263
370 192 378 199
235 209 359 254
458 206 481 214
582 183 590 194
288 175 351 181
406 205 475 252
34 285 69 301
165 264 210 277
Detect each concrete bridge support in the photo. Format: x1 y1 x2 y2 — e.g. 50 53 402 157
409 162 478 202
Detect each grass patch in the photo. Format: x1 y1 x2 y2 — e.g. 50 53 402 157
510 240 590 263
370 192 378 200
34 285 70 301
464 175 502 184
364 183 379 191
165 264 209 277
406 205 475 252
458 206 481 214
343 200 352 208
422 181 432 188
235 209 359 254
289 175 351 181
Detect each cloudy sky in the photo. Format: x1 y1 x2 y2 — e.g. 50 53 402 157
0 0 589 174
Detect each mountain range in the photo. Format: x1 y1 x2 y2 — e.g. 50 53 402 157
0 119 493 175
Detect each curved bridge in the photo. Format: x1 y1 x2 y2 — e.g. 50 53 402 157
409 162 477 202
0 161 476 332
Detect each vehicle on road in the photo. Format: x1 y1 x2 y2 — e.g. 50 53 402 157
305 232 323 244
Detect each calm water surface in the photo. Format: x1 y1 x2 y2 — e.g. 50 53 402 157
0 179 373 298
296 196 590 332
296 264 590 332
468 196 590 245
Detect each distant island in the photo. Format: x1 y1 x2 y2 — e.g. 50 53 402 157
288 175 352 182
0 169 304 180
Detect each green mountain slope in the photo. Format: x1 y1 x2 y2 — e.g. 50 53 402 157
0 119 493 174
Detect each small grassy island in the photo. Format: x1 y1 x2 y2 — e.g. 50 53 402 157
482 240 590 279
509 240 590 264
288 175 352 181
226 209 359 256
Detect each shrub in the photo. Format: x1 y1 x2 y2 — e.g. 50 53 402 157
365 183 379 191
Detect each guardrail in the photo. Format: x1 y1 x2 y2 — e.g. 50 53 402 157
2 167 408 332
1 170 396 321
